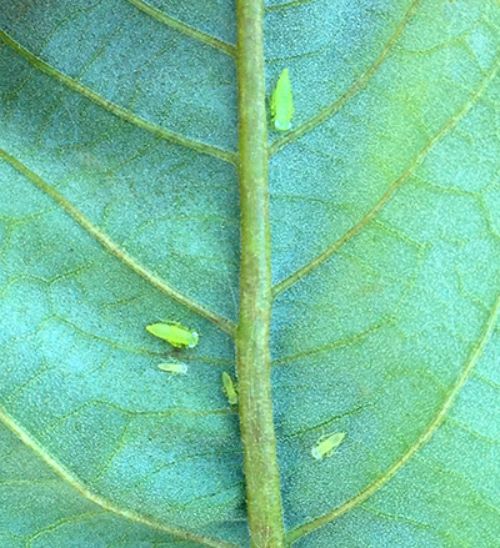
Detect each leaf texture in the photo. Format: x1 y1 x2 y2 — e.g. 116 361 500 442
0 0 499 546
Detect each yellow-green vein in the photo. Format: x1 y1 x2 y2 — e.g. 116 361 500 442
0 30 237 165
287 293 500 544
126 0 236 57
0 406 236 548
0 148 236 336
265 0 316 12
269 0 422 156
273 58 499 297
236 0 286 545
27 512 106 546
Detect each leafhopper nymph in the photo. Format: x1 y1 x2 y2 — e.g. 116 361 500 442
157 361 188 375
146 321 199 349
311 432 346 460
222 372 238 406
270 67 294 131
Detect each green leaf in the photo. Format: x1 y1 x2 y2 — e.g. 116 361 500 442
1 1 499 546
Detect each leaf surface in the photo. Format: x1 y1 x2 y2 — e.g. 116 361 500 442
0 1 499 546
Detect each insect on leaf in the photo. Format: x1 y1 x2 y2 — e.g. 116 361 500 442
222 372 238 405
311 432 346 461
157 361 189 375
270 67 294 131
1 2 497 546
146 321 199 349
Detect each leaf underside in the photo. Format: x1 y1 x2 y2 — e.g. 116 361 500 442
1 1 499 546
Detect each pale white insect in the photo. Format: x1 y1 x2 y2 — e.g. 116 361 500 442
311 432 346 460
157 361 189 375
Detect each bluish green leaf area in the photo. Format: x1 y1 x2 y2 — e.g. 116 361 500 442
0 0 498 546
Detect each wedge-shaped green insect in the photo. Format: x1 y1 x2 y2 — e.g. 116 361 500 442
271 67 294 131
146 321 199 349
222 372 238 406
158 361 188 375
311 432 346 461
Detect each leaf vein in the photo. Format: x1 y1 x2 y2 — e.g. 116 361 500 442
0 406 236 548
0 30 237 165
273 58 499 296
0 148 236 336
269 0 422 155
126 0 236 57
287 293 500 543
27 512 104 546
